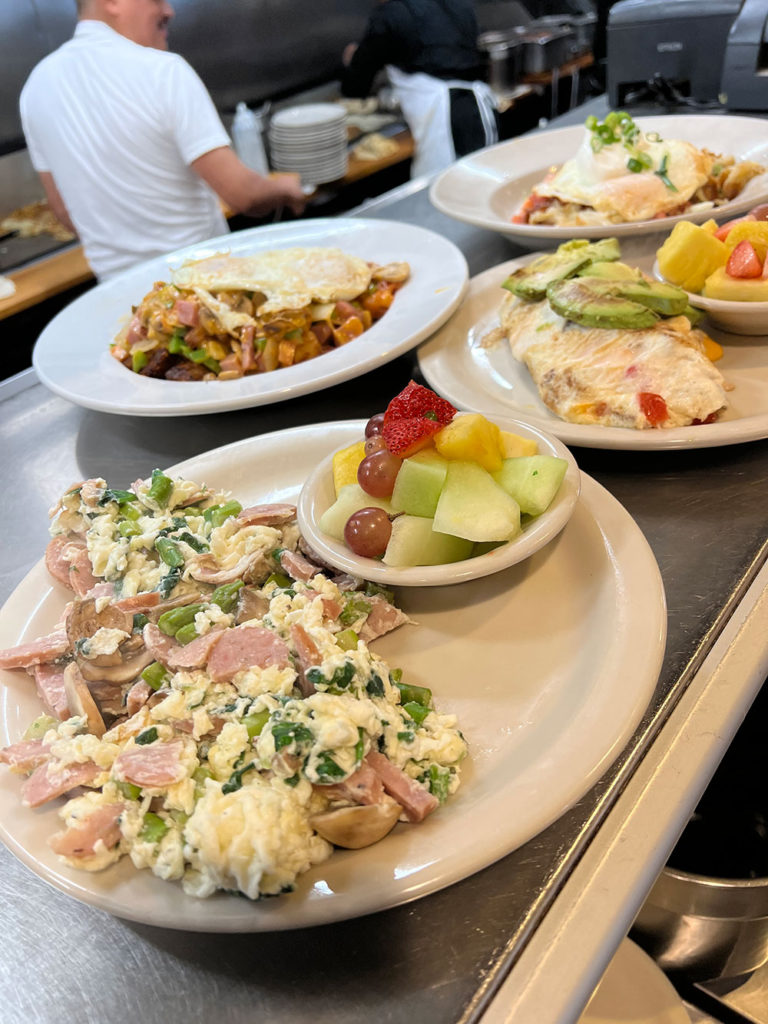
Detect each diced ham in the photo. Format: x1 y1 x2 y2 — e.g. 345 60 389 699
83 582 116 602
142 622 224 671
21 759 101 808
115 739 186 787
236 503 297 527
280 548 321 583
113 591 161 613
358 596 410 643
290 623 320 697
187 551 268 585
174 298 199 327
49 802 124 859
32 663 70 719
319 762 384 806
67 543 100 597
125 680 152 717
79 479 105 506
206 625 290 682
125 314 145 347
45 536 77 589
365 751 439 823
0 627 70 670
313 594 342 620
0 738 51 773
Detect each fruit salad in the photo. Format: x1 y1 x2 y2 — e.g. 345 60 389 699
657 203 768 301
319 382 568 567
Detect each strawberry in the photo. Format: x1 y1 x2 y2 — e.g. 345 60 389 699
383 381 456 426
382 416 442 457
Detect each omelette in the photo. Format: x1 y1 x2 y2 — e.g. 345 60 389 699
515 112 764 227
112 248 410 382
500 291 729 430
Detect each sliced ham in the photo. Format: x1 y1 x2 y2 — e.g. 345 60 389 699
280 549 322 583
312 593 342 620
187 551 268 586
49 802 124 859
365 751 439 823
143 622 224 670
125 680 152 717
113 591 161 613
45 536 77 589
174 298 199 327
319 761 384 806
125 313 145 347
79 479 105 506
115 738 186 787
236 503 297 527
206 625 290 682
32 663 70 719
67 544 100 597
0 738 51 773
0 627 70 670
21 759 101 808
290 623 320 697
358 596 410 643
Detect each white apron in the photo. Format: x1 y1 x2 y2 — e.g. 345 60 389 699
386 64 498 179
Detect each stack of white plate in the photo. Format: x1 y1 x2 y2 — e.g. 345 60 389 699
268 103 348 186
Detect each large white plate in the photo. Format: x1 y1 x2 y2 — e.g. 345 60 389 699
32 218 468 417
579 940 689 1024
419 257 768 450
429 114 768 245
0 423 665 932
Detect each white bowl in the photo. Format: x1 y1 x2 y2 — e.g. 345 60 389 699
652 259 768 336
296 416 581 587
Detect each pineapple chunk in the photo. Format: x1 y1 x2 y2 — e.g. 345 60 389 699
499 430 538 458
723 221 768 262
332 441 366 496
702 266 768 302
656 222 728 293
434 413 503 473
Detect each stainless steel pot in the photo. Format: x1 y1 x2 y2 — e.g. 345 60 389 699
478 30 524 92
517 27 575 75
531 13 597 57
632 866 768 981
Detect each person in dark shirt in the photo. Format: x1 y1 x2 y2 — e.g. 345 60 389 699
341 0 498 178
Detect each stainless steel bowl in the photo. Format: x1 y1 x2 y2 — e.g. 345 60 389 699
632 866 768 981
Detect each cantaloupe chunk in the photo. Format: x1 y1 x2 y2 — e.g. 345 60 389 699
702 267 768 302
499 430 538 458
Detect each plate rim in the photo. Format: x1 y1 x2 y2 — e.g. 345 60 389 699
31 217 469 417
418 253 768 451
0 422 666 931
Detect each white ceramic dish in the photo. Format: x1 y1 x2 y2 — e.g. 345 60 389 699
0 422 665 932
32 218 468 417
579 940 689 1024
297 417 580 586
652 257 768 336
429 114 768 246
270 104 345 129
419 255 768 451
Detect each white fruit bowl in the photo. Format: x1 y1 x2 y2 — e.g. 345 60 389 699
296 416 581 587
652 259 768 336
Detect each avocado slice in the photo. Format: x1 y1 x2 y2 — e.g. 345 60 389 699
546 278 660 330
613 278 689 316
576 260 641 281
502 237 622 302
683 303 705 327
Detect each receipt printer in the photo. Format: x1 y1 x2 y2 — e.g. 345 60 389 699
721 0 768 110
607 0 742 107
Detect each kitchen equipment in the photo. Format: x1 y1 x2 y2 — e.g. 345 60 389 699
532 13 597 58
478 30 525 92
518 26 576 75
721 0 768 110
606 0 742 108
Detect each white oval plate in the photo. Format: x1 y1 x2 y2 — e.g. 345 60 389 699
32 218 468 417
429 115 768 246
297 417 580 586
419 255 768 451
0 423 665 932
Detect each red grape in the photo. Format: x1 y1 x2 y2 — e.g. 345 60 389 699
344 507 392 558
750 204 768 221
364 435 387 456
357 450 401 497
365 413 386 438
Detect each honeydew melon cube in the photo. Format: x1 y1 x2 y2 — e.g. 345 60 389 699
383 515 474 566
493 456 567 516
332 441 367 496
319 484 393 541
390 449 449 517
433 462 521 542
499 430 539 458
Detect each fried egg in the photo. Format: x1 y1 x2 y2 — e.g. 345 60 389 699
535 130 711 223
500 293 728 429
171 247 372 314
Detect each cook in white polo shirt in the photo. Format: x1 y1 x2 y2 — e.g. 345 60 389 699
20 0 306 280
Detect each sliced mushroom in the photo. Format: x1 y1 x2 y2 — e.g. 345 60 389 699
63 662 106 737
77 646 155 684
370 261 410 283
234 587 269 625
67 596 133 648
310 797 401 849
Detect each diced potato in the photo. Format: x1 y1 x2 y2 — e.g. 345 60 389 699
434 413 503 473
656 222 728 293
499 430 538 458
332 441 366 496
723 221 768 263
702 266 768 302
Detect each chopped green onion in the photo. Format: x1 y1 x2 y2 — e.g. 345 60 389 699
147 469 174 508
403 701 430 726
395 680 432 707
135 726 159 745
157 603 203 636
141 661 171 691
139 811 168 843
155 537 184 568
210 580 244 612
243 709 270 739
116 781 142 800
203 500 242 529
335 628 359 651
118 520 141 538
175 622 198 644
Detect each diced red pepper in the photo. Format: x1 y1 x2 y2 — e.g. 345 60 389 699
639 392 668 426
726 240 763 279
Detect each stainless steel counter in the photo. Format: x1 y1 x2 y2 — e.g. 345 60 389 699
3 146 768 1024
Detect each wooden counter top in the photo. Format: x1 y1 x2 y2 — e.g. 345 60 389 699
0 245 93 321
